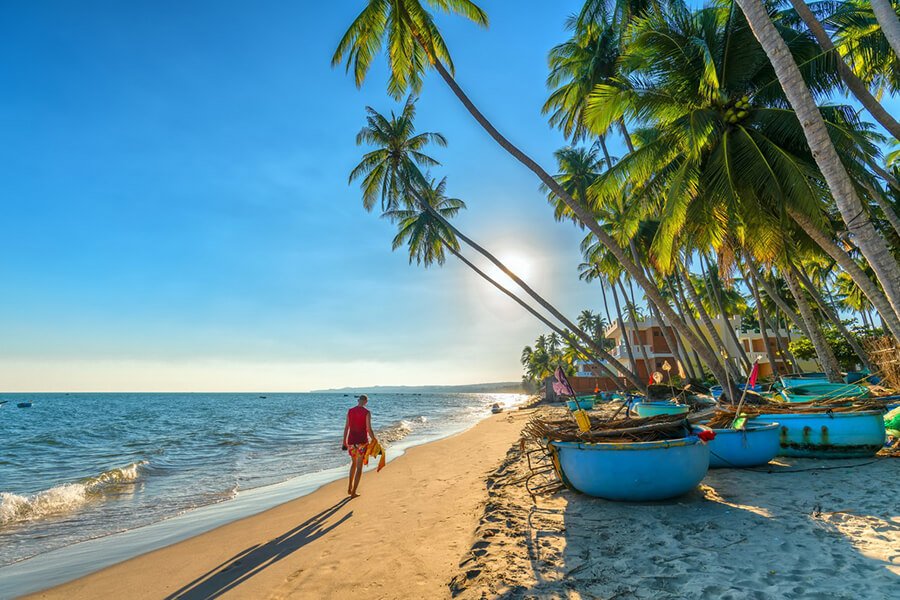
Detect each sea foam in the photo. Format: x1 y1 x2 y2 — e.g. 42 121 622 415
0 461 148 526
377 416 427 443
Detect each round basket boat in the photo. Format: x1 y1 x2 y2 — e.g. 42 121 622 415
751 410 886 458
781 373 829 387
566 398 595 411
635 402 689 418
691 423 781 468
779 383 868 403
548 436 709 501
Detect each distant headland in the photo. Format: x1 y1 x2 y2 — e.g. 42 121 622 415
310 382 531 394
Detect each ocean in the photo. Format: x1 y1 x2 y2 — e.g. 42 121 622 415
0 392 524 585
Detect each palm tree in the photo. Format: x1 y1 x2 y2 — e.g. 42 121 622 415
543 10 621 153
333 0 739 397
785 0 900 140
349 99 646 390
829 0 900 100
867 0 900 59
584 2 900 342
732 0 900 329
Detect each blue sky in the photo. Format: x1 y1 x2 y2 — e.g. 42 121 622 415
1 2 895 391
0 0 607 391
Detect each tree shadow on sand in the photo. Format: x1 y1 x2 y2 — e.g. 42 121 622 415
164 497 352 600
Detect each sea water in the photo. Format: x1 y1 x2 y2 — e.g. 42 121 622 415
0 392 524 575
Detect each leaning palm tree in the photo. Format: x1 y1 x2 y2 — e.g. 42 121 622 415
732 0 900 326
350 99 644 390
386 177 628 388
332 0 738 397
784 0 900 140
585 3 900 343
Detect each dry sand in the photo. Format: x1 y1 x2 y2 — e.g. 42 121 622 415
22 408 534 600
451 406 900 600
21 403 900 600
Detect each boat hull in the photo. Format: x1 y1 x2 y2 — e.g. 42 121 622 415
549 437 709 501
779 383 868 403
635 402 689 418
781 373 828 387
566 399 595 411
752 411 886 458
693 423 781 468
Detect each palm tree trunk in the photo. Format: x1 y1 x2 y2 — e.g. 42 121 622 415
700 253 753 372
663 276 701 380
671 273 720 365
869 0 900 60
417 196 647 391
746 258 811 338
445 245 625 389
796 268 874 370
787 0 900 140
424 56 735 395
747 267 781 378
786 206 900 340
597 135 613 167
599 280 613 326
678 267 742 381
735 0 900 328
862 179 900 240
619 277 651 378
611 280 640 380
784 266 844 382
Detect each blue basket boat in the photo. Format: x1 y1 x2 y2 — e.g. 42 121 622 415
751 410 886 458
566 398 595 411
635 402 690 418
548 436 710 501
780 373 829 387
692 423 781 468
779 383 868 403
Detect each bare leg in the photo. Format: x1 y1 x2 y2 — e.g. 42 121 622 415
350 457 364 498
347 454 358 495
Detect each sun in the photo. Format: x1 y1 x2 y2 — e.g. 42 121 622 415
484 251 534 288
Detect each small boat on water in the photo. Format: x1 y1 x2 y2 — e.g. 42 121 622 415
751 410 886 458
692 423 781 468
635 401 690 418
17 402 33 408
779 383 868 403
548 436 710 501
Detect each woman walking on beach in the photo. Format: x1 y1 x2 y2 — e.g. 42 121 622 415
342 394 376 498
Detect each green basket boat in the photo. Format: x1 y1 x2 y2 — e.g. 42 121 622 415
779 382 869 403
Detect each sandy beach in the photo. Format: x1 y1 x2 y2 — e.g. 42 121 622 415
20 403 900 600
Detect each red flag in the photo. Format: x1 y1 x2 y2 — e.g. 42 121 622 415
747 360 759 387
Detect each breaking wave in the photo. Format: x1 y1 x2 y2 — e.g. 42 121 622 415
376 416 427 443
0 461 148 526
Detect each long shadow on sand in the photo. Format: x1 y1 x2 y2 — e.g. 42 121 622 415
164 497 352 600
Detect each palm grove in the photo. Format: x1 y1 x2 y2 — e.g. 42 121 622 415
333 0 900 401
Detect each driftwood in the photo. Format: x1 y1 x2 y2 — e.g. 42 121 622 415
523 411 695 444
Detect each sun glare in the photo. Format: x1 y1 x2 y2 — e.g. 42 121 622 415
484 251 535 289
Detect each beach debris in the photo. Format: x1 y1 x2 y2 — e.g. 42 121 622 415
523 411 696 444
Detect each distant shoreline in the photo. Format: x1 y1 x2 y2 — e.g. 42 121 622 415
311 381 531 394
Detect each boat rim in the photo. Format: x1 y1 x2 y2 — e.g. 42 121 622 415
754 409 884 419
547 435 702 451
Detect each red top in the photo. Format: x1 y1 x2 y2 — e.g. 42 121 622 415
346 406 370 445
